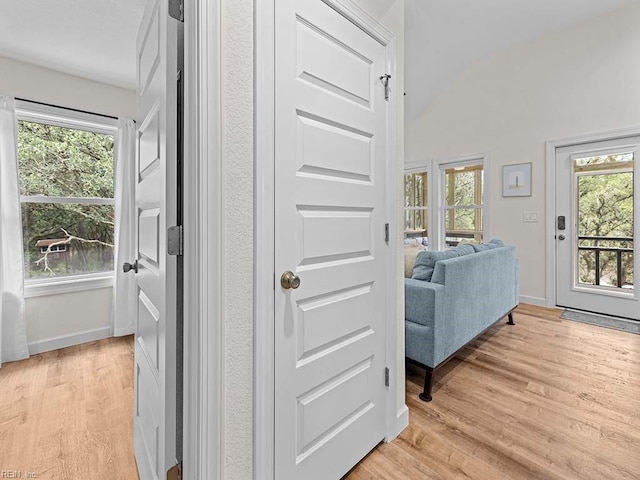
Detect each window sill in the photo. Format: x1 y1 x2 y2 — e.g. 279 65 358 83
24 273 114 298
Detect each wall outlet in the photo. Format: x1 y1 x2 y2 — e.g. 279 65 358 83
523 212 539 223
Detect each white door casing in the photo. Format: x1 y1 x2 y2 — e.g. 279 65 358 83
274 1 389 478
134 0 179 478
555 137 639 319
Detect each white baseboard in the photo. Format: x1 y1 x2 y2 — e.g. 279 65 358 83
387 405 409 441
27 327 112 355
519 295 547 307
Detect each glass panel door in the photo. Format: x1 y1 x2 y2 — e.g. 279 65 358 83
555 138 639 320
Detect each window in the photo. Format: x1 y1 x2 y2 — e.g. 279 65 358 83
574 152 634 289
444 163 483 246
404 171 428 239
16 103 117 285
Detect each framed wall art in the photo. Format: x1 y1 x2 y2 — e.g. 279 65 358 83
502 163 532 197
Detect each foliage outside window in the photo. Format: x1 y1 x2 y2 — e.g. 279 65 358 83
444 164 483 246
18 119 115 280
575 153 634 290
404 172 428 237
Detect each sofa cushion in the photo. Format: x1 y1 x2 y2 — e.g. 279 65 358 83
471 238 505 252
404 244 424 278
411 244 474 281
404 236 428 247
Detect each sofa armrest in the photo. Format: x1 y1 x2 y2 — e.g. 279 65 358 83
404 278 444 327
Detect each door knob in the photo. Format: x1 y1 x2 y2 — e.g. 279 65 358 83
123 260 138 273
558 235 566 241
281 271 301 289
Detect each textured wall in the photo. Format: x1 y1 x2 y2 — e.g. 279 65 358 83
222 0 254 477
0 56 136 118
406 3 640 304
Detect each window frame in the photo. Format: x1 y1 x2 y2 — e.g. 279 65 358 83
404 171 429 237
15 101 119 297
443 163 484 245
432 154 489 250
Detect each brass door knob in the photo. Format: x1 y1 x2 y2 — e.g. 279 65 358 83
281 271 301 290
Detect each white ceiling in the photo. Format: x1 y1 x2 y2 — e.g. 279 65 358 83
405 0 638 119
0 0 636 110
0 0 145 90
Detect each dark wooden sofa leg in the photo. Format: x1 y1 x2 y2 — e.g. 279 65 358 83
419 367 434 402
507 312 515 325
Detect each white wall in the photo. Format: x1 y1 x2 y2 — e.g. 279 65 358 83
1 56 136 351
221 0 405 477
25 288 113 354
0 56 136 118
406 3 640 305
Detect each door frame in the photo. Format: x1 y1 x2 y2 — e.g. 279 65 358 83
183 0 224 478
545 126 640 309
255 1 400 478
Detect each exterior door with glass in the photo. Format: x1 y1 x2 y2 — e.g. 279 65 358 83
555 137 639 319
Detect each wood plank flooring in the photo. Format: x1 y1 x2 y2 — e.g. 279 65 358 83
346 304 640 479
0 336 138 480
1 305 639 479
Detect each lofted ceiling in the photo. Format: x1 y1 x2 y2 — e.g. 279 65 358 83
0 0 637 110
405 0 638 119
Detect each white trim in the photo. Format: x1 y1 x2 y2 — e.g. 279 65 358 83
183 0 224 479
24 273 113 298
27 326 111 355
381 25 401 444
254 2 399 478
15 100 118 134
391 405 409 439
545 126 640 309
519 295 547 308
432 153 489 251
20 195 115 205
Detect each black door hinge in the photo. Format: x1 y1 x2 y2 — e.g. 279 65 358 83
168 225 184 256
385 223 390 243
385 367 390 387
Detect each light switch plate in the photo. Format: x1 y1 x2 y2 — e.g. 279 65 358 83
523 212 539 223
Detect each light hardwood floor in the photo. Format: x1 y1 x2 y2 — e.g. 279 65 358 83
347 304 640 479
0 336 137 480
2 305 639 479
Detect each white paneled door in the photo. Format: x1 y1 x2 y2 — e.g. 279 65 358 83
274 1 390 478
133 0 179 478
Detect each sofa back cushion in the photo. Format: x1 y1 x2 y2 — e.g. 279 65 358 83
471 238 505 252
411 244 474 282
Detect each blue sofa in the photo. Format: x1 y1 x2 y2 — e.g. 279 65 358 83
405 241 519 401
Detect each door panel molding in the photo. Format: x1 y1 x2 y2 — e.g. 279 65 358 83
545 126 640 310
255 1 399 479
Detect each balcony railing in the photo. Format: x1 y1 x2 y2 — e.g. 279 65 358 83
578 236 633 288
